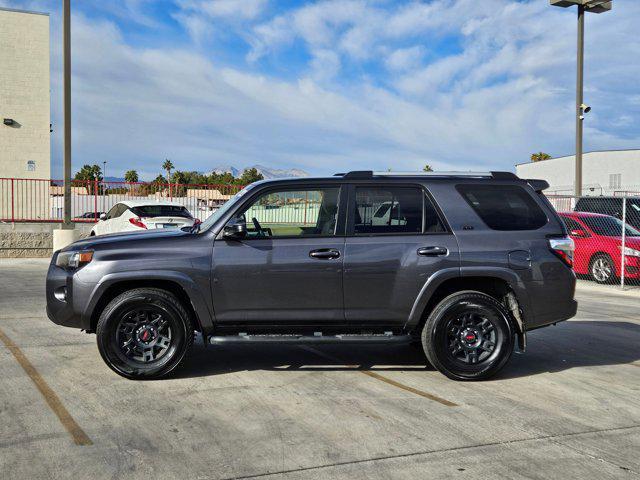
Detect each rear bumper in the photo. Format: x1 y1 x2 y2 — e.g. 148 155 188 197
525 299 577 331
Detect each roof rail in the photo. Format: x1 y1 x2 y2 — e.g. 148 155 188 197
337 171 519 179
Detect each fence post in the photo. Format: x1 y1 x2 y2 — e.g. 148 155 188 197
94 180 99 220
10 178 15 223
620 196 627 289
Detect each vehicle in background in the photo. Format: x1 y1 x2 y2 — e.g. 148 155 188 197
559 211 640 284
75 211 105 219
90 201 198 236
575 197 640 231
47 171 577 381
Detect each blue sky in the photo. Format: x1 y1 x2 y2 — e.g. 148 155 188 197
3 0 639 179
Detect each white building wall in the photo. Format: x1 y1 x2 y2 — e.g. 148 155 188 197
516 150 640 195
0 8 50 180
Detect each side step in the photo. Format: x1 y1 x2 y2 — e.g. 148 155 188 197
208 332 413 345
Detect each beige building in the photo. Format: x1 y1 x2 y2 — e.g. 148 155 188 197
0 7 50 180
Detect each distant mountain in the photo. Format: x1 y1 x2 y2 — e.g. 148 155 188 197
209 164 309 179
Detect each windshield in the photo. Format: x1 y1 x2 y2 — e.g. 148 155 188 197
198 184 257 232
581 216 640 237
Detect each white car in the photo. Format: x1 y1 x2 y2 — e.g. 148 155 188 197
90 201 198 236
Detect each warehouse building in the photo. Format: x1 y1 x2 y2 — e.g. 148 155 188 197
516 149 640 196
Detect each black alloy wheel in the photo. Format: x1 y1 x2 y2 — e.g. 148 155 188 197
97 288 194 380
422 291 515 381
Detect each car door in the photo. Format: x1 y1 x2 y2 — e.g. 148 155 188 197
343 184 459 326
211 184 346 324
562 215 592 275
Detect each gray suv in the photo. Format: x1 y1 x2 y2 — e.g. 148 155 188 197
46 171 577 381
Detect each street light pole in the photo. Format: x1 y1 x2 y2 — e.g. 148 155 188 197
550 1 612 197
63 0 72 227
575 4 584 196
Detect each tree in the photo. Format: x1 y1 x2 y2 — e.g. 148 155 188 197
74 164 103 194
124 170 139 183
423 164 433 172
238 167 264 185
162 159 174 183
74 164 103 182
531 152 551 163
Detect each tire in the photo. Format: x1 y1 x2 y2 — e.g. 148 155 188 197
421 291 515 381
589 254 615 284
96 288 194 380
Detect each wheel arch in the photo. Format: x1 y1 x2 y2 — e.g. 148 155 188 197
405 269 529 335
85 273 209 333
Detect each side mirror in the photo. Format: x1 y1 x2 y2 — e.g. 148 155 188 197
570 229 588 238
99 213 107 221
223 217 247 240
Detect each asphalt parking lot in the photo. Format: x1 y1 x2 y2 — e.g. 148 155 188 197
1 258 639 479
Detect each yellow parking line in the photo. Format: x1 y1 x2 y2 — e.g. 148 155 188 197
0 327 93 446
300 346 458 407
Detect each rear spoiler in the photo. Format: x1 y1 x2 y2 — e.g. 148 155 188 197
526 179 549 193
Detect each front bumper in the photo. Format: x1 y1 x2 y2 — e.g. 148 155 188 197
46 253 95 330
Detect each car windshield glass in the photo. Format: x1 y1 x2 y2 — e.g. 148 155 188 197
130 205 192 218
198 184 256 232
581 216 640 237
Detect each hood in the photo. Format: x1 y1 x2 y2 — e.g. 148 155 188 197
61 228 190 252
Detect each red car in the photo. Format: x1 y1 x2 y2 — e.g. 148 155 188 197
559 212 640 283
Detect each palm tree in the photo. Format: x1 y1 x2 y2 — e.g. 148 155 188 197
124 170 139 183
423 164 433 172
162 159 174 197
531 152 551 162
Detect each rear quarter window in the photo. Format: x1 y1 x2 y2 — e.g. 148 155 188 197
457 184 548 231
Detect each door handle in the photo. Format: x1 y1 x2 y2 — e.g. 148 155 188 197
309 249 341 260
417 246 448 257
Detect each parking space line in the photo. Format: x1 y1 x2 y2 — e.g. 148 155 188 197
0 327 93 446
299 346 458 407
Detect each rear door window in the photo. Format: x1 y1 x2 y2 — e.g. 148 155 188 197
457 184 547 231
352 186 445 235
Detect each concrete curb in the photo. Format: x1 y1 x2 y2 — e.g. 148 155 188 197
575 280 639 297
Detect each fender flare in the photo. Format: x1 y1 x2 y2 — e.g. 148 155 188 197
404 267 531 332
82 270 213 331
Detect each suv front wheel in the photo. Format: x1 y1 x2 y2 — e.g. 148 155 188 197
422 291 515 381
96 288 194 380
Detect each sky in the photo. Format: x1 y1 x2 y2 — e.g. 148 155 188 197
2 0 639 180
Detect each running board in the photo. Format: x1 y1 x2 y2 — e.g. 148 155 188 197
207 332 413 345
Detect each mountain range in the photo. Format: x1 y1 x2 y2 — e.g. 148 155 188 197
210 164 309 179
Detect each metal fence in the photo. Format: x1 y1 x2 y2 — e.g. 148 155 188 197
546 194 640 288
0 178 244 223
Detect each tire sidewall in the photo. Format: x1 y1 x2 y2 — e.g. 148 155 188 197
422 292 515 381
97 290 191 379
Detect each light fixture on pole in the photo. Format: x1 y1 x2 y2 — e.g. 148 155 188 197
550 0 612 197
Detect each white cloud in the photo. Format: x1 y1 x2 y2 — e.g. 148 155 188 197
7 0 638 177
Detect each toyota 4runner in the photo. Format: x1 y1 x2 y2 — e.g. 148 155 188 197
46 171 577 381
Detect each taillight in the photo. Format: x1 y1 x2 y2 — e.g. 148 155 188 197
129 217 147 229
549 237 574 268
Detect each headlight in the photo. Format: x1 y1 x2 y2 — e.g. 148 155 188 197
620 246 640 257
56 250 94 269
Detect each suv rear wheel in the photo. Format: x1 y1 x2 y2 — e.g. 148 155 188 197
421 291 515 381
96 288 194 380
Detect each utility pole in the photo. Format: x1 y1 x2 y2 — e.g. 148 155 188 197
550 1 612 197
575 4 584 197
63 0 72 227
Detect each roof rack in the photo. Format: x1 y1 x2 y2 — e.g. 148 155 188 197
337 171 518 180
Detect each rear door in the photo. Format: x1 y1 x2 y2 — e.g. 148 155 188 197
342 184 459 327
